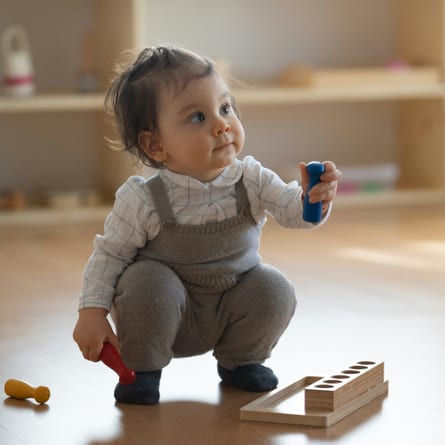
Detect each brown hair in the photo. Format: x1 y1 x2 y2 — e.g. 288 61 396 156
105 46 215 167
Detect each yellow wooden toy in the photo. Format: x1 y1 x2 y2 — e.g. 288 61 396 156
4 379 50 404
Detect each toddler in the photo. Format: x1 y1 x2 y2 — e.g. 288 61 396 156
73 45 341 405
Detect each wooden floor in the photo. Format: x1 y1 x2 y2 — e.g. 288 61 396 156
1 205 444 445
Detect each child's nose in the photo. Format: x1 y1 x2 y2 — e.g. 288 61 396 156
212 116 231 136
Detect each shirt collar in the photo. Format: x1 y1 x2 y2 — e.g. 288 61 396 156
159 159 243 190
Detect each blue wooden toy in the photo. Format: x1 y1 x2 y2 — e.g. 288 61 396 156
303 161 325 223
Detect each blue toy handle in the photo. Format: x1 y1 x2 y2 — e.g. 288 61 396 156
303 161 325 223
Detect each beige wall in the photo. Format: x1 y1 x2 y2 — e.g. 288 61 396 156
1 0 398 192
139 0 397 179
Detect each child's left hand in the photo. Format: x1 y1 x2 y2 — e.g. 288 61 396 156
299 161 342 210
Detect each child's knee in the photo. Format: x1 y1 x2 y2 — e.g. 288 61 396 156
113 260 187 356
115 260 186 312
254 264 295 305
258 281 296 324
239 264 297 321
117 259 181 290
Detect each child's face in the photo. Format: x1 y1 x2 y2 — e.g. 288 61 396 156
148 72 245 182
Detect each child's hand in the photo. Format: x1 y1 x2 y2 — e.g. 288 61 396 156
299 161 341 210
73 308 119 362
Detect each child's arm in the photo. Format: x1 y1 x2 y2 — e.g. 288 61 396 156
73 308 119 362
242 156 340 228
79 176 157 311
75 177 158 361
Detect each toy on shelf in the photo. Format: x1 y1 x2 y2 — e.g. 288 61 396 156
1 25 35 96
4 379 50 404
0 189 26 210
78 29 99 93
100 342 136 385
337 163 399 194
240 360 388 428
44 188 101 209
303 161 325 223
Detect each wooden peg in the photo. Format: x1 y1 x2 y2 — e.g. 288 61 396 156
100 342 136 385
4 379 50 404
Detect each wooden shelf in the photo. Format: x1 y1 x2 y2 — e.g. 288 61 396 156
335 189 445 208
234 83 445 105
1 189 444 228
1 82 444 114
0 206 111 228
0 93 105 113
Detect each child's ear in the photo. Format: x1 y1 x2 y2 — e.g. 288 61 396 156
139 131 167 163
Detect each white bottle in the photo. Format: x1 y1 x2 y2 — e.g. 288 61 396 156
1 25 35 97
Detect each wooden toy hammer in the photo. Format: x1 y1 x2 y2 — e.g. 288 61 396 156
100 342 136 385
4 379 50 404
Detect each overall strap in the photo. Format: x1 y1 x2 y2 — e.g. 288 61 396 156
147 175 175 222
234 175 250 213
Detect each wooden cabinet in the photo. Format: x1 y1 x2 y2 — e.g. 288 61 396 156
1 0 445 225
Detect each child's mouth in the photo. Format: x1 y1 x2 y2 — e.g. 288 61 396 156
214 142 233 151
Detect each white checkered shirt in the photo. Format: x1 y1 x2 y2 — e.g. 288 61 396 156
79 156 329 310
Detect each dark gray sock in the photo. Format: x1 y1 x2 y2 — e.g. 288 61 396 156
217 363 278 392
114 370 162 405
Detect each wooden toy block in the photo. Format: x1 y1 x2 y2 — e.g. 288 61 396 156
240 360 388 428
304 361 384 412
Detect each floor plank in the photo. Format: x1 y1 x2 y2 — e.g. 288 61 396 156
1 205 444 444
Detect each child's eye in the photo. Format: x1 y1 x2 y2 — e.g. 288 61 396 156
221 103 232 115
190 112 205 123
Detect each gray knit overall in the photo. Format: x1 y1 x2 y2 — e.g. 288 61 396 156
113 175 297 372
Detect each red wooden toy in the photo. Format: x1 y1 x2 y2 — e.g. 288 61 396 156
100 342 136 385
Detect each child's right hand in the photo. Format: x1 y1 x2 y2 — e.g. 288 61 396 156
73 308 119 362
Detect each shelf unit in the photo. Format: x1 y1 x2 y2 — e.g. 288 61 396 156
1 0 445 226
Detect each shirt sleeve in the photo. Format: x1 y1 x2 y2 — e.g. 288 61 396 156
241 155 331 229
78 176 158 311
